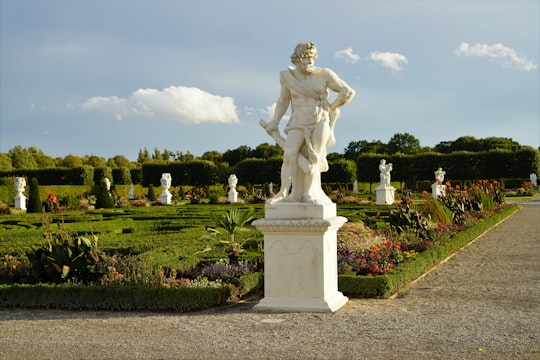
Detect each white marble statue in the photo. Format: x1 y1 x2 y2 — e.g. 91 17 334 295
104 177 111 191
379 159 393 188
260 42 355 204
530 173 537 188
160 173 172 205
14 177 26 194
435 167 446 184
228 174 238 203
14 177 27 210
228 174 238 189
129 183 135 200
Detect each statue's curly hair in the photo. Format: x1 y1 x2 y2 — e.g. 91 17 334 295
291 42 318 65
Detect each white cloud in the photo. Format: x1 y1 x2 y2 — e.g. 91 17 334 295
370 51 408 72
81 86 240 124
455 42 537 71
334 47 361 64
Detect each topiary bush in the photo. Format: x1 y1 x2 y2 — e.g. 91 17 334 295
27 177 42 213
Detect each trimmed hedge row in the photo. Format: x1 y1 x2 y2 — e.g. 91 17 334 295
0 284 231 312
0 272 262 312
338 205 520 298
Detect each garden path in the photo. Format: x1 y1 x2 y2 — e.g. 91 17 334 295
0 197 539 359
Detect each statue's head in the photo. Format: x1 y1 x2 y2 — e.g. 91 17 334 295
291 42 318 65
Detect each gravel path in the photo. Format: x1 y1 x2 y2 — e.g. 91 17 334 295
1 202 539 360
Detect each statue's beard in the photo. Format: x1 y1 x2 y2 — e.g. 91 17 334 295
301 64 314 74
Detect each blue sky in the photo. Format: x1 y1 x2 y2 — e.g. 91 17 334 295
1 0 538 161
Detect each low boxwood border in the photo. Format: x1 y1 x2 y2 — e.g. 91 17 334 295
338 205 520 298
0 283 231 312
0 272 262 312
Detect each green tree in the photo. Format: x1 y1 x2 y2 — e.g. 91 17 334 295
84 155 107 168
0 153 12 171
9 146 38 169
201 150 223 163
137 148 151 164
222 145 252 166
27 178 42 213
60 154 84 168
387 132 421 154
107 155 133 168
252 143 283 159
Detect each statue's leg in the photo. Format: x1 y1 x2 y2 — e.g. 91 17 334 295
302 121 332 203
267 130 304 204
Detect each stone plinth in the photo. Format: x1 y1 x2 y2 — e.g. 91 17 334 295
228 189 238 204
14 193 26 210
160 191 172 205
431 183 446 198
376 186 395 205
252 202 348 312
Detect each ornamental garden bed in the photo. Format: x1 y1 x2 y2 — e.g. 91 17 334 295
0 180 525 311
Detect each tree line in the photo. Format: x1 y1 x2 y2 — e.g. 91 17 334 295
0 134 534 172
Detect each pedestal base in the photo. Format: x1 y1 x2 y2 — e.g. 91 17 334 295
376 186 395 205
252 202 348 313
228 190 238 204
160 191 172 205
14 193 26 210
431 183 446 198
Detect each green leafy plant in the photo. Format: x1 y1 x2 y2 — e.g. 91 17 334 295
27 215 102 284
203 209 254 264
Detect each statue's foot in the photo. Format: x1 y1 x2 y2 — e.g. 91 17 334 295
267 191 287 204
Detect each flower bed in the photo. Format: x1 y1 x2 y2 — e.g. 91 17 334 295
337 180 518 298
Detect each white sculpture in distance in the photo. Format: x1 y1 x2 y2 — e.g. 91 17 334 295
160 173 172 205
228 174 238 203
14 177 26 210
432 167 447 198
376 159 395 205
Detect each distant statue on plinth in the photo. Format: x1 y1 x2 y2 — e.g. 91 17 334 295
228 174 238 203
14 177 27 210
160 173 172 205
432 167 447 198
530 173 537 188
260 41 355 204
376 159 395 205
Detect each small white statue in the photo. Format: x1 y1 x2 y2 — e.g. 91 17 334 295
14 177 26 194
228 174 239 203
530 173 537 188
14 177 27 210
104 177 111 191
260 41 355 204
228 174 238 190
379 159 393 188
160 173 172 205
129 183 135 200
435 167 446 184
160 173 172 191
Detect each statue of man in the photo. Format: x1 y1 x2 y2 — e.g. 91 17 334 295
261 42 355 204
435 167 446 184
379 159 393 187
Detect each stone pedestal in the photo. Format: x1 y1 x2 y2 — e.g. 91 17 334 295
252 202 348 312
160 191 172 205
376 186 395 205
14 193 26 210
431 183 446 198
228 189 238 204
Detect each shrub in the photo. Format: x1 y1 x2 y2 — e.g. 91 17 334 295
147 184 157 201
27 178 42 213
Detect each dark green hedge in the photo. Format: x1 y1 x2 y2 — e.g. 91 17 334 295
0 167 94 185
356 149 539 184
142 161 218 186
338 205 519 298
0 284 231 312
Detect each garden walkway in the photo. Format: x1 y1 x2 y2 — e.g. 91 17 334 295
0 198 539 359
